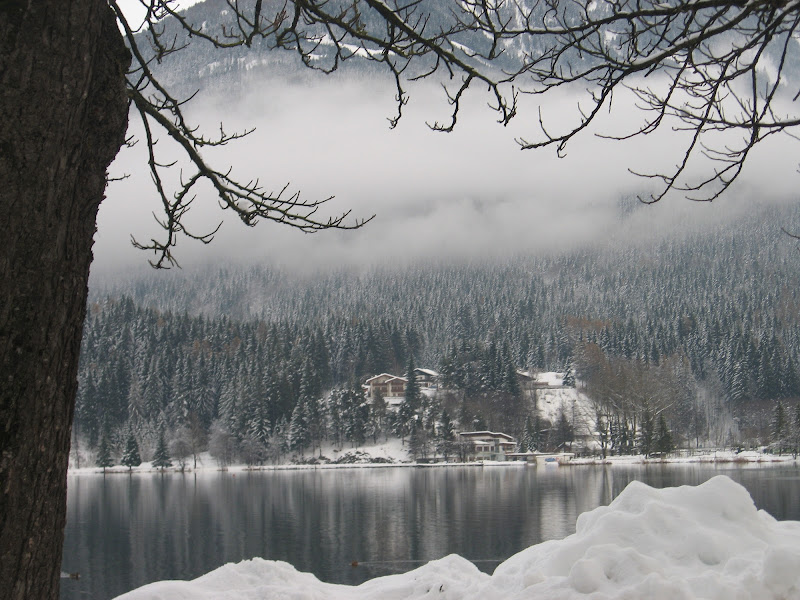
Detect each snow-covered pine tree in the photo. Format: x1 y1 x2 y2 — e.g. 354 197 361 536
772 401 787 454
120 430 141 471
655 413 673 456
343 385 368 447
792 404 800 459
288 399 310 455
368 388 387 444
562 363 576 388
327 389 345 448
520 415 533 452
151 428 172 470
95 433 114 473
404 354 420 411
396 397 415 445
437 409 456 460
502 360 522 398
407 419 423 461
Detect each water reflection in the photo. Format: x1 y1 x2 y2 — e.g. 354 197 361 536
60 463 800 600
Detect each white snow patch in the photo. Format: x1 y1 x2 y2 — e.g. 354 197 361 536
70 439 415 475
535 371 566 387
536 387 593 430
116 476 800 600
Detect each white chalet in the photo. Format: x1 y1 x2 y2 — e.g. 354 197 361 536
414 368 440 390
458 431 517 461
365 373 408 409
365 368 440 410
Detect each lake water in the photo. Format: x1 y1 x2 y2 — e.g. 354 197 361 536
60 462 800 599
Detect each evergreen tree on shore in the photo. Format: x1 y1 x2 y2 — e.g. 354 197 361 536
152 429 172 470
792 405 800 459
121 430 142 472
655 414 673 456
437 409 456 460
95 433 114 474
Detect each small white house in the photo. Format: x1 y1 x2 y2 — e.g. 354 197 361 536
458 431 517 461
414 368 440 390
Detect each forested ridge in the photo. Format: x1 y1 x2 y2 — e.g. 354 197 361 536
77 202 800 461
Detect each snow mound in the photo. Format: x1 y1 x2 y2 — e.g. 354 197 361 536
485 475 800 599
116 476 800 600
115 556 485 600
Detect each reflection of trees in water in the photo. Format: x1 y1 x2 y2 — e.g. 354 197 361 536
62 465 800 600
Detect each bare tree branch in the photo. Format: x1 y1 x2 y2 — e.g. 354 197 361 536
112 0 800 266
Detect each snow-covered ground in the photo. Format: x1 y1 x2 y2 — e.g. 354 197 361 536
572 451 797 465
528 373 597 441
69 437 417 475
116 475 800 599
68 437 797 475
537 386 593 427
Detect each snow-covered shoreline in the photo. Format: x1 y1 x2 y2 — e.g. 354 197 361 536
68 449 797 476
569 450 798 466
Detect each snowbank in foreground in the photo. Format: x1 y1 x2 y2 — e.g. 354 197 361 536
116 476 800 600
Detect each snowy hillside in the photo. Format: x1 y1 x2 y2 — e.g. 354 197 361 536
535 381 591 424
531 373 596 446
116 476 800 599
537 387 592 425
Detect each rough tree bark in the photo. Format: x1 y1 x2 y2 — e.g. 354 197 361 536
0 2 130 599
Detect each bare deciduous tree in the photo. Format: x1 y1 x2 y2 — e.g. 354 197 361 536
507 0 800 202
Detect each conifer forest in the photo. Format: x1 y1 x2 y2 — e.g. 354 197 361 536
76 203 800 464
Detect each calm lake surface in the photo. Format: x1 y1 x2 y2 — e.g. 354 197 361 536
60 463 800 599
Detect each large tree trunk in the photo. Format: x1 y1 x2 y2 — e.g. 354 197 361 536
0 2 130 599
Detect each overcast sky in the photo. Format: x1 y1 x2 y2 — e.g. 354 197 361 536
117 0 204 26
92 39 800 276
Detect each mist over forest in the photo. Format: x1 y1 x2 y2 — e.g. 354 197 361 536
77 0 800 467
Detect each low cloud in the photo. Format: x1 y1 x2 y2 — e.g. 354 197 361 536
92 70 799 276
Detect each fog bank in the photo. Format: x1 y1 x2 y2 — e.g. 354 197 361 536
93 72 798 276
